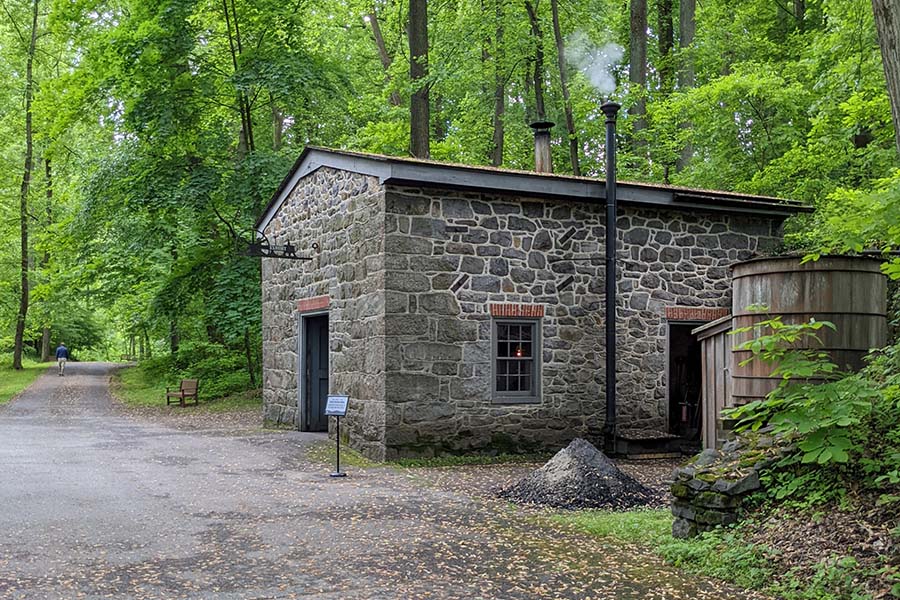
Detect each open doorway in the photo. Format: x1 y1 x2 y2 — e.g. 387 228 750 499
300 314 329 432
668 323 702 443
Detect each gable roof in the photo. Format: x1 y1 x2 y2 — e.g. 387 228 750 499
256 146 811 234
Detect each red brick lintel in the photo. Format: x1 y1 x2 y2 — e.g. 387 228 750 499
297 295 330 313
489 303 545 318
665 306 729 322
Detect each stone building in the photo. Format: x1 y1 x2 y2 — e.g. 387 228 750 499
257 146 808 460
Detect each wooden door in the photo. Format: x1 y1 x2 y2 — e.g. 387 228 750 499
304 315 329 432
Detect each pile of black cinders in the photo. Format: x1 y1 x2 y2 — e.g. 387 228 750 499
499 438 656 510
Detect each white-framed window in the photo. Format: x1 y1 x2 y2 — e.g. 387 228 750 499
492 319 541 403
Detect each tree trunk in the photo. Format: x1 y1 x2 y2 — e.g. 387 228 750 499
873 0 900 158
13 0 39 371
409 0 430 158
657 0 674 97
676 0 696 171
629 0 648 141
551 0 580 175
271 94 284 151
170 319 179 354
795 0 805 31
143 327 152 359
244 328 257 388
367 9 402 107
40 157 53 363
490 0 506 167
678 0 695 89
223 0 254 156
525 0 547 122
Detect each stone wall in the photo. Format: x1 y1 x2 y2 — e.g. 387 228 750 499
260 164 786 460
261 167 389 459
670 438 777 538
381 185 783 458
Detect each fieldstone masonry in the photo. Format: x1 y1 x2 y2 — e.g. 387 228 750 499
261 163 786 460
262 167 388 458
670 435 783 537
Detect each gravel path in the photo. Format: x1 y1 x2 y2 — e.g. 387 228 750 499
0 362 762 599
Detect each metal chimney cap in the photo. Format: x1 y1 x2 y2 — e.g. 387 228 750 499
600 102 621 120
528 120 555 132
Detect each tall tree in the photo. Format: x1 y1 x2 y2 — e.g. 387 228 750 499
657 0 674 96
872 0 900 158
629 0 648 145
366 8 402 107
551 0 579 175
409 0 430 158
13 0 39 370
676 0 696 171
39 156 52 363
490 0 506 167
524 0 547 123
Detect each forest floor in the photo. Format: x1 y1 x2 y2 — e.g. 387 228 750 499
0 361 766 599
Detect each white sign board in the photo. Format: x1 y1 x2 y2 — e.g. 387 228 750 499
325 395 349 417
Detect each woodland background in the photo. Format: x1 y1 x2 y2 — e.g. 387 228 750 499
1 0 899 390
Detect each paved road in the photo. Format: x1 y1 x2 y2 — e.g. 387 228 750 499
0 363 756 599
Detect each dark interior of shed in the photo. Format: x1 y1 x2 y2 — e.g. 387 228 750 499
668 324 703 445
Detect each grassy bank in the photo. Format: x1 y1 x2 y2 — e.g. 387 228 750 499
553 508 888 599
0 357 48 405
112 364 261 412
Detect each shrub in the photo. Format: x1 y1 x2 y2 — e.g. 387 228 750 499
136 341 258 401
724 313 900 504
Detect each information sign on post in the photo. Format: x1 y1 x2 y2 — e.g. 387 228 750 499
325 395 349 477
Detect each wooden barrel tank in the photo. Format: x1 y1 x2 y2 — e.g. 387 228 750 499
731 255 887 406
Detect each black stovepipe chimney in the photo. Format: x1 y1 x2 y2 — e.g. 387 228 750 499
601 100 621 453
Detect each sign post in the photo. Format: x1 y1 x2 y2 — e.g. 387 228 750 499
325 395 349 478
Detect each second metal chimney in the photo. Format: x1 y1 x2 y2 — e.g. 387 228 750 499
529 121 555 173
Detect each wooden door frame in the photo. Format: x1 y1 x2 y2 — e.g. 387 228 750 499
298 310 329 432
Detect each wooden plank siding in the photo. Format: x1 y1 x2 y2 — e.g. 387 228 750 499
693 316 733 449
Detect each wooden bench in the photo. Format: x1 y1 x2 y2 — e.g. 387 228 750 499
166 379 199 407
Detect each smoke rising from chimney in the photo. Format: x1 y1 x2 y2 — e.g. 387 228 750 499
566 32 624 96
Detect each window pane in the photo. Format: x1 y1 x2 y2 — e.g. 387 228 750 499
494 321 538 400
518 375 531 392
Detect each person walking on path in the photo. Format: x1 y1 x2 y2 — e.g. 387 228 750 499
55 343 69 376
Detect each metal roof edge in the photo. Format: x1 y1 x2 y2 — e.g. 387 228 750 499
256 147 809 233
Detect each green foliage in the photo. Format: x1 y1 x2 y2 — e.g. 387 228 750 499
658 530 776 590
724 312 900 510
562 508 888 600
114 362 260 412
771 557 872 600
726 316 879 467
139 341 257 400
